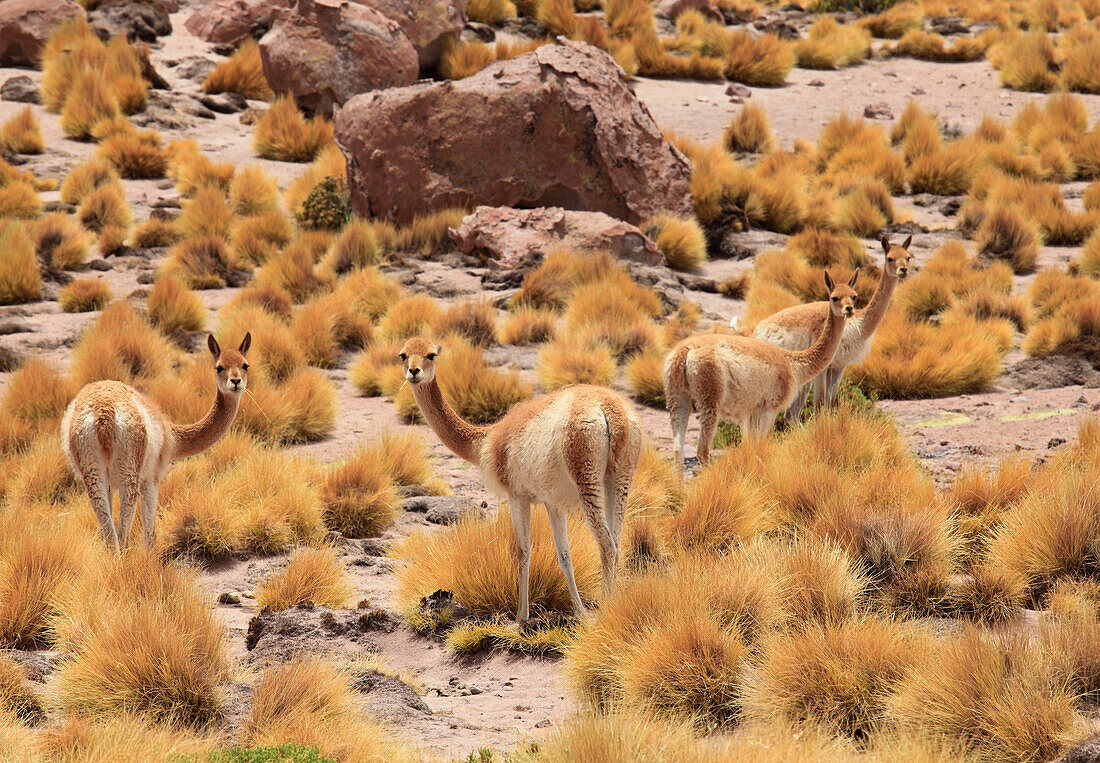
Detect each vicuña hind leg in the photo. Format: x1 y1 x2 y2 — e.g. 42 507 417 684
508 494 532 624
83 469 118 551
669 392 691 469
576 478 617 600
117 479 140 548
696 408 719 463
140 480 160 550
545 503 587 618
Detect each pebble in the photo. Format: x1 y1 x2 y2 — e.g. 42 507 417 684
217 592 240 605
469 685 484 695
535 719 551 728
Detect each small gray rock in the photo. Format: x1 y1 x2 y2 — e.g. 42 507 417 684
199 92 248 114
1 76 39 104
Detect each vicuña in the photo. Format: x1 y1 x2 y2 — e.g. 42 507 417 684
399 337 642 623
61 333 251 550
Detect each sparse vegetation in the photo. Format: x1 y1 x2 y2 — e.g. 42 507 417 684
254 97 335 163
59 278 111 313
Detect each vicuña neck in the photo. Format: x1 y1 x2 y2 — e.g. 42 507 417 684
787 309 847 387
856 271 899 340
170 389 241 459
410 379 489 466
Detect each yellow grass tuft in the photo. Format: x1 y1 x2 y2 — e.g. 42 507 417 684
229 165 280 216
908 143 977 195
255 97 335 163
997 31 1058 91
349 341 405 397
668 457 774 552
59 71 120 140
97 132 167 179
624 348 666 407
466 0 516 24
77 183 131 234
59 158 120 206
0 181 41 220
231 210 294 265
203 38 273 100
129 215 180 248
256 546 352 611
58 277 111 313
858 2 923 38
176 186 235 240
320 219 378 275
499 305 557 345
975 206 1040 274
0 222 41 306
69 301 176 388
31 213 86 271
0 107 44 154
640 213 708 270
725 31 795 86
147 274 206 334
434 299 498 347
321 447 401 537
796 17 871 69
379 294 443 341
536 340 617 391
97 224 127 257
164 234 244 290
724 104 774 154
243 656 408 761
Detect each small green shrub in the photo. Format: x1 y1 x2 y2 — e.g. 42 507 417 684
296 177 350 231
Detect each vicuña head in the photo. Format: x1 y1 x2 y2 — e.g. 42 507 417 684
399 337 440 387
62 331 252 551
209 332 251 396
825 269 858 317
398 334 643 624
881 234 913 280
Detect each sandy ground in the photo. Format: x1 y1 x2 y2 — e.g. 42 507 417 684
1 7 1099 760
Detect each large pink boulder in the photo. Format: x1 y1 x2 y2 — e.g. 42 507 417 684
335 39 693 225
259 0 418 118
451 206 665 269
185 0 292 46
367 0 466 72
0 0 84 68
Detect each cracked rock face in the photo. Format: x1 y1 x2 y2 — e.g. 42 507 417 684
334 39 693 225
258 0 418 119
0 0 84 68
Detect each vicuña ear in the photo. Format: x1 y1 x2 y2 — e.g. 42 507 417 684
208 334 221 359
823 270 835 292
239 332 252 356
848 268 860 288
434 344 442 356
902 234 912 250
880 235 890 254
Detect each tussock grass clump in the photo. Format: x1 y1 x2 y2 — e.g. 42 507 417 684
129 216 180 248
858 2 923 38
321 447 400 538
0 222 42 306
852 312 1004 399
169 143 236 198
349 342 405 397
725 31 795 86
795 16 871 69
34 213 89 271
164 234 244 290
975 206 1040 274
51 549 230 724
640 213 708 270
397 508 601 617
243 657 407 761
256 546 352 611
0 181 41 219
780 536 867 626
77 183 131 234
38 714 215 762
0 107 44 154
147 275 205 334
536 340 617 391
1 358 73 435
230 165 280 216
255 97 334 163
58 278 111 313
60 158 120 207
291 293 370 369
374 207 465 256
0 655 42 722
379 294 443 341
564 281 659 359
997 31 1058 92
97 132 167 179
1081 228 1100 276
231 210 294 265
743 616 928 739
908 143 977 195
434 300 497 347
668 458 774 552
176 186 235 240
282 145 346 218
625 348 666 408
888 627 1073 762
950 565 1026 624
396 335 531 424
1024 296 1100 360
499 305 556 345
466 0 516 24
217 304 303 384
97 224 127 257
0 517 91 648
320 219 378 275
723 104 774 154
60 72 120 140
890 29 989 62
69 301 176 388
202 38 273 100
254 241 331 302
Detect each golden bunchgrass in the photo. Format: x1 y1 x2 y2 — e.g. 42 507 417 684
349 341 405 397
33 213 89 271
975 206 1040 274
396 508 601 618
77 183 131 234
434 299 498 347
795 16 872 69
229 165 281 216
60 158 121 206
379 294 444 341
129 215 181 248
255 546 352 611
0 222 41 306
0 181 41 220
58 277 111 313
640 213 708 270
723 104 774 154
164 234 244 290
254 97 335 163
97 132 167 179
68 301 177 389
243 656 408 761
499 305 557 345
147 274 206 334
202 38 273 100
624 348 666 407
668 458 775 553
858 2 923 38
320 447 401 538
0 107 44 154
536 339 617 391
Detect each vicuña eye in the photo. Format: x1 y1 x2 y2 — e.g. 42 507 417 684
398 353 407 361
216 365 224 373
887 257 894 262
426 353 437 361
242 363 249 371
831 297 838 302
